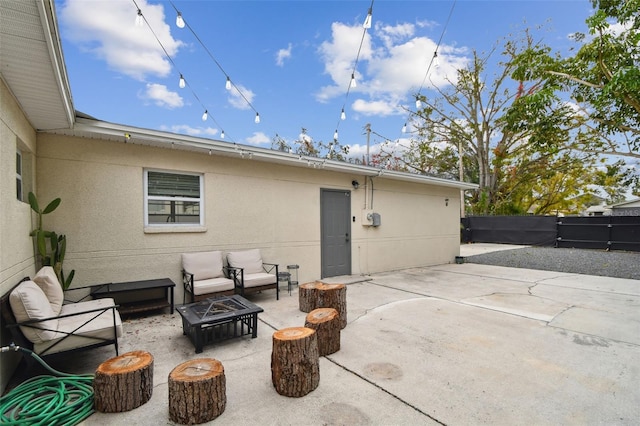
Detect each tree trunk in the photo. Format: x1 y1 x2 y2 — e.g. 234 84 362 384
168 358 226 425
298 281 323 312
271 327 319 397
318 283 347 329
305 308 340 356
93 350 153 413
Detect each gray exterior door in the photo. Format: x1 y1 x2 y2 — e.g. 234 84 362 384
321 189 351 278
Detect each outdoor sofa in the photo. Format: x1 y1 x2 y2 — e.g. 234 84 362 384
1 266 122 361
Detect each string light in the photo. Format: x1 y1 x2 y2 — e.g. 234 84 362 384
135 9 144 26
221 130 225 139
363 7 372 29
332 0 373 143
168 1 260 125
175 11 185 28
202 110 208 121
402 123 407 133
402 1 456 133
334 130 339 140
179 74 185 88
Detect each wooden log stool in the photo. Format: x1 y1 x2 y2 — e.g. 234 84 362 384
168 358 226 425
271 327 320 397
305 308 340 356
318 283 347 329
93 350 154 413
298 281 323 313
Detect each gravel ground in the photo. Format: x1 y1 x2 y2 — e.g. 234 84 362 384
464 246 640 280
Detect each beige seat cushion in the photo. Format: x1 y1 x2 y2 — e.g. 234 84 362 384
33 266 64 314
9 281 59 344
243 272 276 288
193 277 235 295
227 249 263 274
182 251 224 280
35 298 123 356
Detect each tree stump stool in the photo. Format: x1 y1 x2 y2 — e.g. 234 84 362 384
318 283 347 329
168 358 226 425
298 281 323 313
305 308 340 356
93 350 154 413
271 327 319 397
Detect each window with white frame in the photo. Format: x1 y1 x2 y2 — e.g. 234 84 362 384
16 150 23 201
144 170 203 226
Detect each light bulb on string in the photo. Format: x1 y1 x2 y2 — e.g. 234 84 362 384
433 51 440 68
176 12 185 28
415 97 422 109
350 73 357 88
341 108 346 120
225 77 231 90
402 123 407 133
202 110 208 121
221 130 225 139
363 8 372 29
255 113 260 124
179 74 185 89
135 9 144 27
333 130 339 140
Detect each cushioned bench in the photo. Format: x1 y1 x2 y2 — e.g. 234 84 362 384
1 267 122 360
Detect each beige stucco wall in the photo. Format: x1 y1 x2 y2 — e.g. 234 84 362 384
35 132 461 301
1 78 38 390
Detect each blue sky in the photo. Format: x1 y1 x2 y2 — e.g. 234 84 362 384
55 0 594 158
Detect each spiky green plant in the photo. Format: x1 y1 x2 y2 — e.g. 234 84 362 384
28 192 75 290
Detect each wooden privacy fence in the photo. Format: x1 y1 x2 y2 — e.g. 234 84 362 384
461 215 640 252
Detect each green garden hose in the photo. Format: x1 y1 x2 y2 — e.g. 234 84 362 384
0 344 94 426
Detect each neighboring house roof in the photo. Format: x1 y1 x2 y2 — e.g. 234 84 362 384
0 0 74 130
3 0 477 192
609 198 640 209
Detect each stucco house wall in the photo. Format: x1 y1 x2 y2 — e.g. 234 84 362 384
35 132 461 299
0 78 39 388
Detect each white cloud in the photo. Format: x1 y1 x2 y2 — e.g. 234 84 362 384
227 83 255 110
351 99 403 116
316 22 373 102
59 0 183 80
140 83 184 108
315 20 469 107
161 124 219 137
245 132 270 145
276 43 293 66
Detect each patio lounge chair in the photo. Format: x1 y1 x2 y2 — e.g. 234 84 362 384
226 249 279 300
182 251 235 303
1 267 122 361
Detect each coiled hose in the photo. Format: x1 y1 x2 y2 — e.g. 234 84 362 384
0 344 94 426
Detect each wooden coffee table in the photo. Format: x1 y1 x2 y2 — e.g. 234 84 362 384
176 295 264 353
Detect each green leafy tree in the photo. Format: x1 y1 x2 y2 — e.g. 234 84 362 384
271 128 349 160
402 29 603 215
510 0 639 195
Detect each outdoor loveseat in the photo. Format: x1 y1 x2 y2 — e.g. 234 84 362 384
1 267 122 360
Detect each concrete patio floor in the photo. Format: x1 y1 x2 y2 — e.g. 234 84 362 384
36 249 639 425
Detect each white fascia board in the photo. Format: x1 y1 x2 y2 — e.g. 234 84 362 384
71 118 478 191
